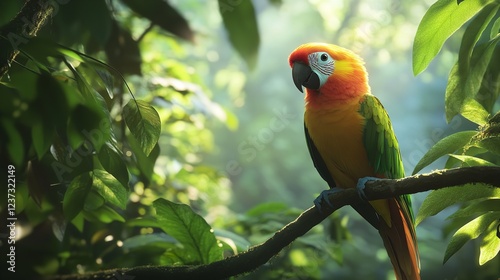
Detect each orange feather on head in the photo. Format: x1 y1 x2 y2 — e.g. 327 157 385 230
288 43 370 108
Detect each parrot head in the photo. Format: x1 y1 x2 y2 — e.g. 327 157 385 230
288 43 370 105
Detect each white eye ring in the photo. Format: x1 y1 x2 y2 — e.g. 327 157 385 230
308 52 335 87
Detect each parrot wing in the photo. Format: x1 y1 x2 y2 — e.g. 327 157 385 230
359 94 420 279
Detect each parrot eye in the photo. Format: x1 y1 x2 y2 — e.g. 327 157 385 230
308 52 335 81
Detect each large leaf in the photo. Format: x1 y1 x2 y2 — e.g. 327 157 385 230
91 169 128 210
412 0 493 75
121 0 194 41
123 99 161 156
218 0 260 69
479 220 500 265
445 35 500 121
447 198 500 220
412 130 477 174
153 199 223 264
63 172 92 221
416 184 500 225
444 212 499 263
457 2 499 75
98 142 129 187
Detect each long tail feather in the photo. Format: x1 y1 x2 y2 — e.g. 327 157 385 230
378 198 420 280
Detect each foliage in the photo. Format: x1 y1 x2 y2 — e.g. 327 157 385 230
0 0 499 279
412 0 500 267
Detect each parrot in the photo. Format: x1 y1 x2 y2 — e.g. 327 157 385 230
288 43 420 280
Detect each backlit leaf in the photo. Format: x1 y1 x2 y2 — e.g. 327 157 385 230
412 130 477 174
444 212 498 263
416 184 500 225
123 99 161 156
413 0 493 75
153 199 223 264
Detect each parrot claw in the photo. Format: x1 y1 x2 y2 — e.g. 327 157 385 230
356 177 380 201
314 187 343 213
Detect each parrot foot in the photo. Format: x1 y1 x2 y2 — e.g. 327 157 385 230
314 187 343 213
356 177 381 200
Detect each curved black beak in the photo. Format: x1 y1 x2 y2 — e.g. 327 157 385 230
292 62 320 93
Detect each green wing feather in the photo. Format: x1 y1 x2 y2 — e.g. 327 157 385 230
359 94 414 222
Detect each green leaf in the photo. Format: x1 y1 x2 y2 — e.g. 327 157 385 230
218 0 260 69
446 35 500 121
214 229 251 252
458 3 499 75
36 72 70 128
63 172 92 221
84 191 105 211
459 99 490 125
1 119 24 166
444 212 499 263
121 0 194 41
448 154 497 167
126 132 154 180
83 204 125 223
412 0 493 75
98 142 129 187
123 100 161 156
479 220 500 265
412 130 477 174
448 198 500 220
31 121 54 160
153 199 223 264
67 104 110 151
416 184 500 225
122 233 178 250
246 202 288 217
491 16 500 39
92 169 128 210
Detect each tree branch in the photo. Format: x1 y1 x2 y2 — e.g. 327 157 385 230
52 166 500 280
0 0 54 78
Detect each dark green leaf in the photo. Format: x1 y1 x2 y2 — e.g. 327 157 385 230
246 202 288 217
36 72 70 128
84 191 105 211
83 204 125 223
31 121 54 160
1 119 24 166
63 172 92 221
104 20 142 76
416 184 500 225
479 220 500 265
413 0 493 75
412 130 477 174
67 104 110 151
123 99 161 156
98 142 129 187
444 212 498 263
491 16 500 39
153 199 223 264
122 233 178 250
127 133 154 180
121 0 194 41
214 229 251 253
218 0 260 69
475 49 500 112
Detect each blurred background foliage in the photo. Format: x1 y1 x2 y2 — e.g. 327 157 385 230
0 0 498 279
